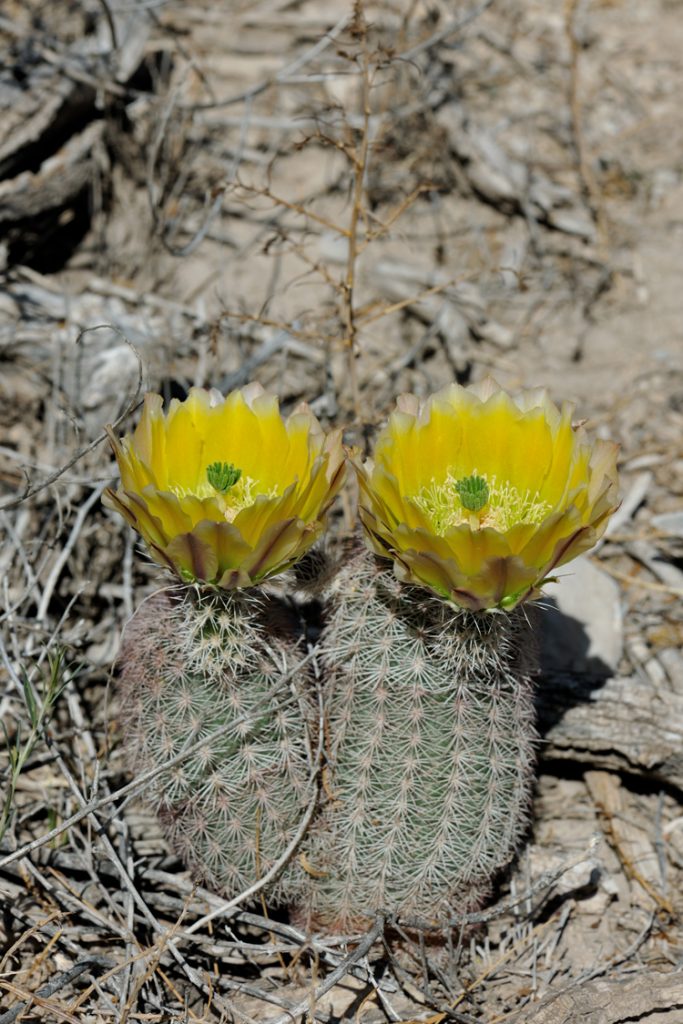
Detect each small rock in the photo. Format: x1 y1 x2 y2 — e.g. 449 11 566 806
472 318 515 348
526 843 602 896
539 556 623 677
628 539 683 589
652 510 683 538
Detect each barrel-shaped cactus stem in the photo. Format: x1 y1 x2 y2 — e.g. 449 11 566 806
118 584 318 904
298 547 537 931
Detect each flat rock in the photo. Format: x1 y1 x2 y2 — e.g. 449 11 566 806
519 971 683 1024
652 510 683 538
539 556 623 678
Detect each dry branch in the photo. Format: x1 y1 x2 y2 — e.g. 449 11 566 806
520 970 683 1024
538 672 683 790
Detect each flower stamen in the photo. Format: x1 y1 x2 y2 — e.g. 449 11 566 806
172 470 272 523
414 471 552 535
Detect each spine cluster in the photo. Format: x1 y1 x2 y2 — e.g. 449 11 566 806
118 587 316 903
298 548 537 929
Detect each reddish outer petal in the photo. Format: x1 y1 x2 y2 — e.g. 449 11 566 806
471 556 539 608
148 542 180 575
165 533 218 582
392 549 487 611
483 557 513 607
216 567 253 588
103 487 139 531
358 506 397 560
104 489 168 547
542 525 593 575
191 519 253 576
241 518 308 581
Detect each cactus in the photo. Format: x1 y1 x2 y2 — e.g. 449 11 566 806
107 379 616 931
118 585 317 903
298 547 537 929
117 550 537 924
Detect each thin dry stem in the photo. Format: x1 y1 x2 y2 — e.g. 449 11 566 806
564 0 609 255
341 5 372 424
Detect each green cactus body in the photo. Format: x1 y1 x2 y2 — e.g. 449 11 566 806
118 587 315 902
301 549 537 929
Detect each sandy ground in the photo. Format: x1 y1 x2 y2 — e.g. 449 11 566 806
1 1 683 1021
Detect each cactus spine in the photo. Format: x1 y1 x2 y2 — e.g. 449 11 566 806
118 586 316 903
299 548 537 929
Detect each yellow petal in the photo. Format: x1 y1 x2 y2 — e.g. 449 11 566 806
130 393 169 484
141 488 194 537
357 379 619 609
105 383 343 588
463 391 553 493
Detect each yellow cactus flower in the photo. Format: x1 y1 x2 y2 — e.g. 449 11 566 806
104 383 345 588
354 378 619 611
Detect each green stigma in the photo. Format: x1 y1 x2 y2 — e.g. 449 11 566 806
455 474 489 512
207 461 242 493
